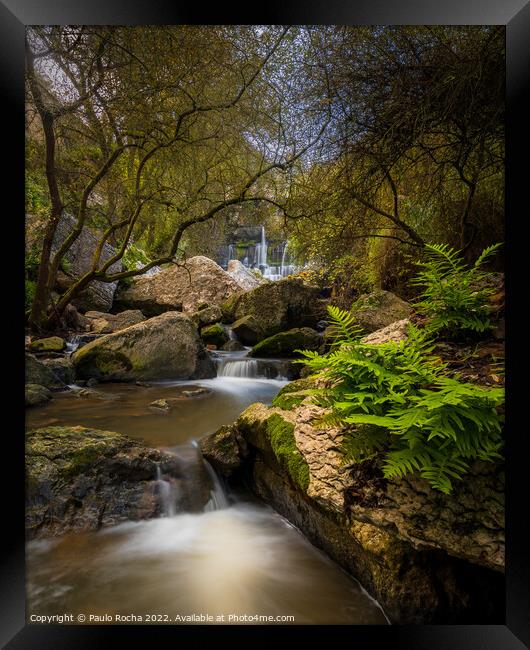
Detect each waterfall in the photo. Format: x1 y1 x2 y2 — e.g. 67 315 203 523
217 358 259 378
65 336 81 356
203 459 230 511
227 243 235 263
257 225 268 268
156 464 176 517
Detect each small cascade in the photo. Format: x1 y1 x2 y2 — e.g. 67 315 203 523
65 335 81 356
202 459 230 511
156 464 176 517
217 358 259 378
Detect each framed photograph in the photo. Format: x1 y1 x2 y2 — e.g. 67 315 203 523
5 0 529 647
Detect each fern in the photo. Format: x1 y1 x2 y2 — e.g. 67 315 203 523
412 242 502 336
298 305 504 494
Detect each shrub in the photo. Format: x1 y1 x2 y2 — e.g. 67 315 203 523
412 242 502 336
298 306 504 494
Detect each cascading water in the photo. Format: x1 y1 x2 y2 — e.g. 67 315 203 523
217 358 259 378
156 464 176 517
203 459 230 511
65 336 81 355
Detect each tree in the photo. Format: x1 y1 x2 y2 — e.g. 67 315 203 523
25 25 331 331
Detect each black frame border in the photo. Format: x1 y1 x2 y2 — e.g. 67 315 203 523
4 1 529 647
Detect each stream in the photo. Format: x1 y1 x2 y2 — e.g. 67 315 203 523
26 349 388 625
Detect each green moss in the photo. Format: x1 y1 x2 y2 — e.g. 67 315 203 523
201 323 229 347
74 346 133 378
29 336 66 352
250 328 320 358
62 445 104 478
272 391 308 410
220 294 242 323
266 413 310 491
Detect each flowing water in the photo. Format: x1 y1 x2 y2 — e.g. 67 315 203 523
26 349 388 625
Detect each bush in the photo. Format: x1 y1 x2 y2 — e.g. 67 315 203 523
298 306 504 494
412 243 502 336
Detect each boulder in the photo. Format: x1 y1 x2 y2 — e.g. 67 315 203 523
25 426 211 539
72 311 216 381
217 400 505 624
84 309 146 334
190 305 223 328
220 339 246 352
351 290 412 333
28 336 66 353
25 384 52 407
49 213 123 312
230 315 264 345
200 323 229 348
226 259 265 291
25 353 65 389
115 256 245 315
230 277 321 339
199 424 248 477
360 318 411 345
42 357 75 385
250 327 320 358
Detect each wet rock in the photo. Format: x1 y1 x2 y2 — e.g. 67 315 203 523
351 290 412 334
86 378 99 387
149 399 171 411
200 323 229 348
25 426 211 539
220 339 246 351
28 336 66 353
181 388 211 398
200 424 249 477
25 384 52 407
72 311 216 382
250 327 320 358
75 388 121 401
115 256 245 315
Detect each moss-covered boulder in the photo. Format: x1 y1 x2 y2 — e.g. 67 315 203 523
200 323 229 348
229 277 321 339
28 336 66 353
25 353 65 389
25 384 52 407
232 397 505 624
230 315 264 345
250 327 320 358
190 305 223 328
272 377 318 410
351 290 412 333
25 426 211 539
72 311 215 381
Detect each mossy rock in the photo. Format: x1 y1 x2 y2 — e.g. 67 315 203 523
25 383 52 407
272 377 318 410
351 290 412 334
220 294 243 323
230 315 264 345
29 336 66 352
266 413 310 491
200 323 229 347
250 327 320 358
